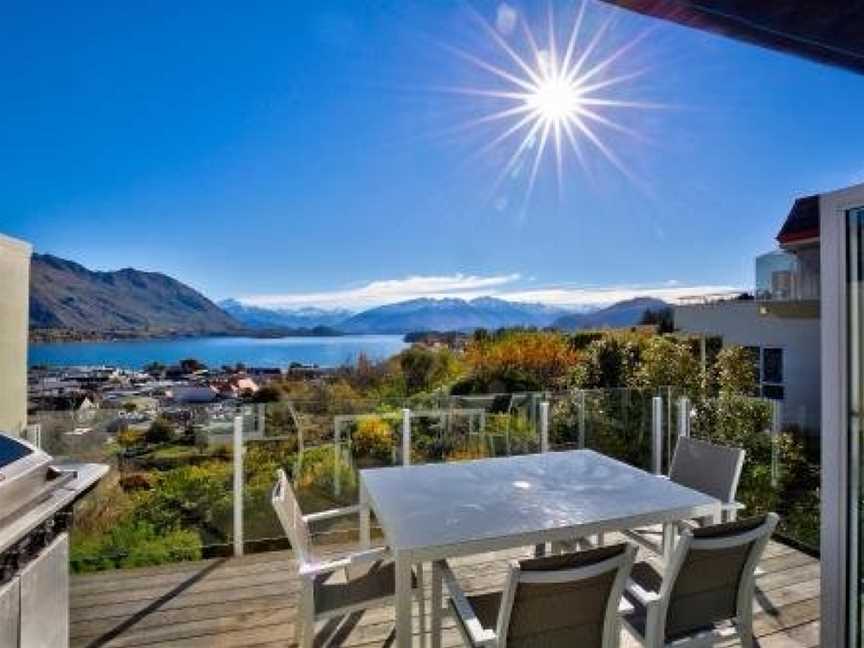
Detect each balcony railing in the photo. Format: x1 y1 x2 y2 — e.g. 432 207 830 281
29 388 819 573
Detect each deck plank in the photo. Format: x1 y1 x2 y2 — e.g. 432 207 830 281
70 539 820 648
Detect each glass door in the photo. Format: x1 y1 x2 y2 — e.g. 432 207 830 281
847 205 864 647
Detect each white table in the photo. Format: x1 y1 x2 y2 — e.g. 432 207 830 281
359 449 721 648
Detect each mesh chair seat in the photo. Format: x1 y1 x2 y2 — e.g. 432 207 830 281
621 514 778 647
442 544 635 648
314 560 417 614
622 563 716 641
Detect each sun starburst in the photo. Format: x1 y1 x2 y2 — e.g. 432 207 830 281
440 2 661 210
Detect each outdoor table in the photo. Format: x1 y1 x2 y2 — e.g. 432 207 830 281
359 449 721 648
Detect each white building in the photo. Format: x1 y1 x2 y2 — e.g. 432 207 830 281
0 234 33 436
674 195 821 434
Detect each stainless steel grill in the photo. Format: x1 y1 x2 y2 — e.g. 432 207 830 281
0 432 107 648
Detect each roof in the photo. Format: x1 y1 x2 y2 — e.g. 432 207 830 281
777 195 820 245
599 1 864 75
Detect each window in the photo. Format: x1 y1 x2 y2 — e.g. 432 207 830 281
759 347 784 400
763 347 784 384
762 384 785 400
744 345 784 400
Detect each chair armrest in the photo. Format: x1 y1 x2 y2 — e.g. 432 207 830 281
625 578 662 609
303 504 362 524
436 560 497 647
676 518 698 533
299 546 391 577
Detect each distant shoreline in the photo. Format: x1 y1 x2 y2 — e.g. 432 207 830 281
27 333 408 370
29 327 347 345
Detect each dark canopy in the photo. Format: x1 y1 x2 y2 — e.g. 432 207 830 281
600 1 864 75
777 195 820 245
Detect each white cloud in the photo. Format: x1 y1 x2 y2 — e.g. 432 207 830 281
238 273 522 310
499 283 740 307
235 274 739 312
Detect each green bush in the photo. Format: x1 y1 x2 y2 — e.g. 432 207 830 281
352 417 395 463
134 462 233 543
71 521 201 572
145 417 175 444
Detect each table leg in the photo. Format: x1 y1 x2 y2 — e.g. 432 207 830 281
416 562 427 648
662 522 676 563
432 561 443 648
395 552 413 648
711 506 722 526
359 481 371 549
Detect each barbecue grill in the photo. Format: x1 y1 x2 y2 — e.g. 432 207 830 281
0 432 108 647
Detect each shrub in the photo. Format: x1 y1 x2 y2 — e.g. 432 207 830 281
714 345 759 397
253 383 284 403
145 417 175 444
569 337 640 389
630 336 700 393
463 330 580 391
352 417 394 463
71 521 201 572
134 462 233 541
117 428 144 449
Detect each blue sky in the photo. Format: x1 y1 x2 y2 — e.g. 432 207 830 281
2 1 863 310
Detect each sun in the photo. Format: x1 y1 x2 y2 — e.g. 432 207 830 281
437 2 661 209
528 76 583 122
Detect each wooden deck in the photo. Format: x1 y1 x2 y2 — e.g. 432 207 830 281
69 537 821 648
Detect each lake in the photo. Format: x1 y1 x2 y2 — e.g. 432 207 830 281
28 335 409 369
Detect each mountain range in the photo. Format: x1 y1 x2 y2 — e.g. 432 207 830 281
219 299 352 330
29 253 669 338
30 254 244 336
552 297 669 330
224 296 668 333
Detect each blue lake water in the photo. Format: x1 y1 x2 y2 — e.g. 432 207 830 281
28 335 409 369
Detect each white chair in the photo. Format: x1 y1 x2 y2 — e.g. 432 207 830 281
271 469 426 648
621 513 779 647
436 543 637 648
669 436 746 524
623 437 746 557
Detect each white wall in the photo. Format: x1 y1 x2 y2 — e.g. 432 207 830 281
675 300 821 432
0 234 32 436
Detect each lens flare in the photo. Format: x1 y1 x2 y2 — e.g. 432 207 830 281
438 2 662 210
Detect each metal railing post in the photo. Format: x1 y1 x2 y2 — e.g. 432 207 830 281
770 400 783 488
539 401 550 453
24 423 42 448
402 408 411 466
256 403 265 437
334 419 341 497
651 396 664 475
233 414 244 557
677 397 690 438
578 391 586 449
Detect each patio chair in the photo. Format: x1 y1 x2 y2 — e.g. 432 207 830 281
621 513 779 647
271 469 426 648
669 436 746 524
436 543 637 648
622 437 746 557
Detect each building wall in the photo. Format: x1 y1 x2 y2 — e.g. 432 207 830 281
0 234 32 436
675 300 821 432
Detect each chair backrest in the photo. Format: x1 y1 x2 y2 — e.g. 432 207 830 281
660 513 779 640
271 468 314 565
670 437 745 503
496 543 636 648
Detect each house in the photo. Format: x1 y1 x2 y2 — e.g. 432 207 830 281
166 384 219 404
211 375 259 398
674 196 821 436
